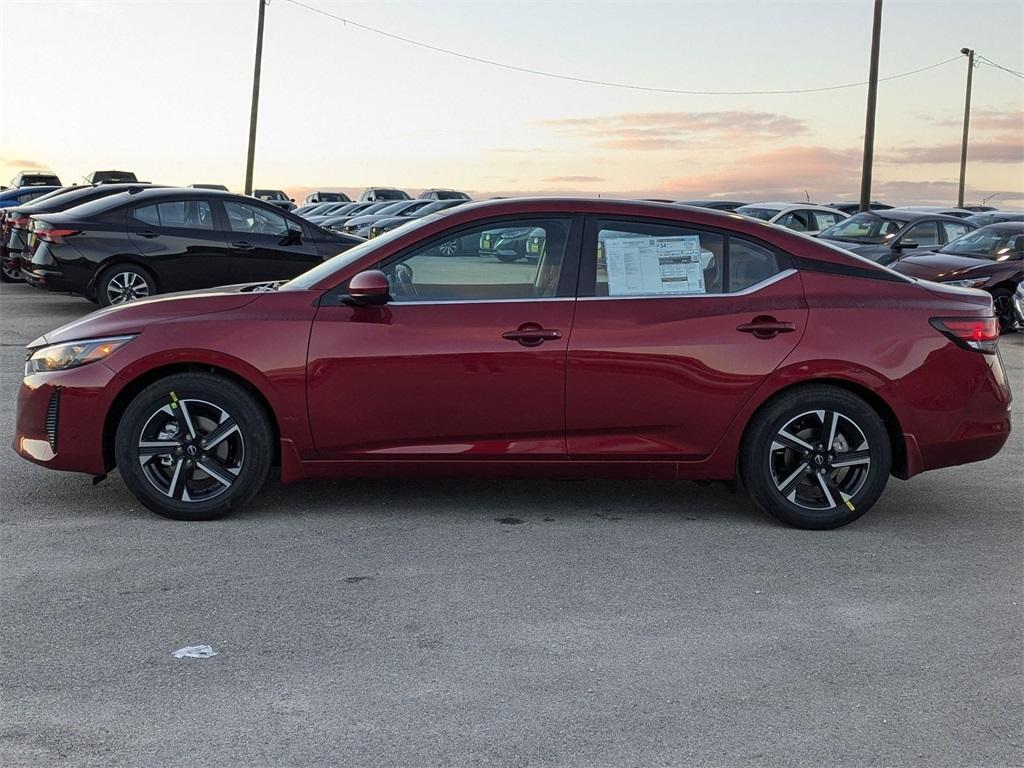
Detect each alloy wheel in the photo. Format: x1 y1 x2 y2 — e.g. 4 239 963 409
137 397 244 503
768 410 871 511
2 262 21 281
106 271 150 304
439 240 458 256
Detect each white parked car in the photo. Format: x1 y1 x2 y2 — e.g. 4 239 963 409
735 202 849 236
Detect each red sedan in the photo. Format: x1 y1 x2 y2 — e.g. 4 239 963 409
13 199 1012 529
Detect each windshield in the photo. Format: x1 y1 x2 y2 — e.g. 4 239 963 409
938 229 1023 260
735 206 778 222
370 189 409 200
282 213 447 291
820 213 903 244
318 192 348 202
255 190 286 201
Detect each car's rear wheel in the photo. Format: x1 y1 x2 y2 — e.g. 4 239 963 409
740 385 891 529
115 373 273 521
98 264 155 306
992 287 1016 333
1 259 23 283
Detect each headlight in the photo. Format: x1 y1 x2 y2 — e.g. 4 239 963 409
25 335 135 375
944 278 988 289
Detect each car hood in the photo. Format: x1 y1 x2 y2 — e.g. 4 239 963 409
890 252 994 281
344 214 386 227
32 283 264 347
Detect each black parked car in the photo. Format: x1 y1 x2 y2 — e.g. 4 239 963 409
20 188 360 305
818 209 976 265
253 189 296 212
965 211 1024 227
2 183 162 283
674 199 748 211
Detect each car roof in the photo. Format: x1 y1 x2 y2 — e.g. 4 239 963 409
739 202 845 213
0 185 60 199
976 222 1024 233
872 208 972 223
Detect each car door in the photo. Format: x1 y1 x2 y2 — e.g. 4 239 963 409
565 216 808 465
126 198 231 292
219 199 320 282
306 215 582 459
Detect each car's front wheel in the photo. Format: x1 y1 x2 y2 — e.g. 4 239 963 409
115 373 273 521
740 385 891 529
97 263 156 306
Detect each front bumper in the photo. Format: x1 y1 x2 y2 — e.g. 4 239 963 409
13 361 117 476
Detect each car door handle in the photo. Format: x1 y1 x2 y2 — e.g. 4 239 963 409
137 231 159 239
230 241 256 250
736 316 796 339
502 324 562 347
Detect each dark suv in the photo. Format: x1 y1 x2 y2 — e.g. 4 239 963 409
20 188 360 305
253 189 296 212
10 170 62 187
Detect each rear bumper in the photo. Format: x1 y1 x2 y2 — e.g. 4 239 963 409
899 346 1012 477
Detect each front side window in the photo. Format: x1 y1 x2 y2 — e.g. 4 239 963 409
380 218 572 302
821 214 902 244
224 201 289 235
132 201 213 229
901 221 940 247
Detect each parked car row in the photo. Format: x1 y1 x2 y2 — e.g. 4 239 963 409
1 185 360 303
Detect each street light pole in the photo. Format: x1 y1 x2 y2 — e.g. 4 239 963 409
859 0 883 213
957 48 975 209
243 0 267 196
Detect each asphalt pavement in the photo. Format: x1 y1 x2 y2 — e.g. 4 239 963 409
1 282 1021 767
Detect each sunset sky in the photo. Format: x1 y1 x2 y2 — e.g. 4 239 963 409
1 0 1022 206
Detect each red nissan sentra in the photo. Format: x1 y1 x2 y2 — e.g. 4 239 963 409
13 199 1012 529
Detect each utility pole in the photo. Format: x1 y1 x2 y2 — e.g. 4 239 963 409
243 0 267 196
957 48 975 208
859 0 883 213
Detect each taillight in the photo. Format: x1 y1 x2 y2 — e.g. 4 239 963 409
8 215 30 230
930 317 1000 353
33 223 80 244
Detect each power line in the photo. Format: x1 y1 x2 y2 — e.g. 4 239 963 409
976 54 1024 79
284 0 962 96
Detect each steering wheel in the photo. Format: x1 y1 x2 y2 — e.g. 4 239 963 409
389 263 418 299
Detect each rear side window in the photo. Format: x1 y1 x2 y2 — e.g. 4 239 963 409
942 221 970 241
132 201 213 229
813 211 842 230
776 210 812 232
585 219 787 297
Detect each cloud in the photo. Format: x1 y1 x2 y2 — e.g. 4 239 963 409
0 156 47 168
923 108 1024 132
657 146 862 199
884 137 1024 164
542 175 605 183
542 110 806 150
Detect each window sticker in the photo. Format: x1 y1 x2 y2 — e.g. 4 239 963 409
604 235 706 296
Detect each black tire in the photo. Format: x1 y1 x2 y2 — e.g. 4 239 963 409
1 259 22 283
97 263 156 306
740 385 891 530
115 372 273 521
991 287 1016 333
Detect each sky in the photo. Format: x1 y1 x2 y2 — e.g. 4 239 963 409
1 0 1022 206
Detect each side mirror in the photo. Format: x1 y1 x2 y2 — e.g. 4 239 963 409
284 226 303 245
344 270 390 306
894 241 918 250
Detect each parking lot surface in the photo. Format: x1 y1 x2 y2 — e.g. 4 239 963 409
1 282 1022 768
